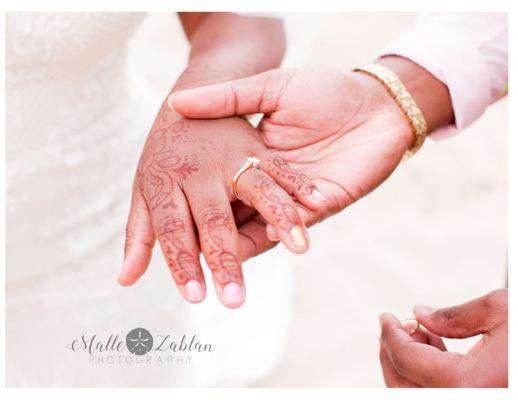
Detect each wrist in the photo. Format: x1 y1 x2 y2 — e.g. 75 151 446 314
172 67 236 92
352 70 415 151
173 59 280 93
376 56 454 133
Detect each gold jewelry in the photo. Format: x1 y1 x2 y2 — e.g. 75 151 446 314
400 318 420 335
353 64 428 159
231 156 261 201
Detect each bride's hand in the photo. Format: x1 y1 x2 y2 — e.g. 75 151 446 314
168 68 413 259
118 102 324 308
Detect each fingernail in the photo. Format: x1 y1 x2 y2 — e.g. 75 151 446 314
222 282 245 307
185 280 204 303
311 189 326 203
166 93 175 109
266 225 280 241
290 226 307 248
413 305 437 316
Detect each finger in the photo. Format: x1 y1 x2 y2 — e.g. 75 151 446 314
266 224 281 242
379 340 420 388
413 289 508 339
238 215 278 261
119 184 156 286
426 331 448 351
405 323 447 351
380 312 464 387
231 201 257 228
185 184 246 309
237 168 310 253
239 201 324 260
259 155 327 209
265 202 319 242
167 69 282 118
400 319 420 335
152 189 206 304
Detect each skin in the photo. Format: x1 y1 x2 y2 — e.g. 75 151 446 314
379 289 508 387
168 56 508 385
169 56 454 258
124 103 320 308
119 13 323 308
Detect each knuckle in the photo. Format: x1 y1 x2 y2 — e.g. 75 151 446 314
485 289 508 309
434 306 459 324
198 204 236 256
124 223 153 251
200 205 232 229
433 306 472 337
484 289 508 326
157 215 186 242
226 83 240 115
124 225 135 245
124 231 153 253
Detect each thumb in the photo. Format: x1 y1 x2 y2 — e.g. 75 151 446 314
167 69 284 119
413 289 508 339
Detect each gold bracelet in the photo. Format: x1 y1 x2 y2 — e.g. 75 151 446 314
353 64 428 159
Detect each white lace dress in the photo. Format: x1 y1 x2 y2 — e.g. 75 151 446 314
6 12 293 387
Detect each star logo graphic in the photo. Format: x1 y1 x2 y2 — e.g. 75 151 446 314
126 327 154 355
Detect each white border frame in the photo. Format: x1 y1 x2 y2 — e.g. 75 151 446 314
1 1 514 398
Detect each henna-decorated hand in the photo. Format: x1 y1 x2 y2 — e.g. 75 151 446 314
118 102 325 308
168 68 414 258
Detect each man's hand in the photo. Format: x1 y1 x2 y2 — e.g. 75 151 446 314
379 289 508 387
169 67 414 258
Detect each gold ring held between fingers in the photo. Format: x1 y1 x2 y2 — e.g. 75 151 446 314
232 156 261 202
400 318 420 336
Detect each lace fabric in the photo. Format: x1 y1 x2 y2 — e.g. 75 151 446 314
6 12 292 387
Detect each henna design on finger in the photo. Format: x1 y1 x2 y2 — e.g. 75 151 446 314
269 156 315 195
158 215 201 285
200 206 242 285
255 175 300 232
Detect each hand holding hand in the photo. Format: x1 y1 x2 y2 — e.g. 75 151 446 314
379 289 508 387
118 102 323 308
169 68 414 258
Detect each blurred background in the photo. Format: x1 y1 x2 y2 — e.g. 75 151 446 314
6 13 507 387
129 13 507 387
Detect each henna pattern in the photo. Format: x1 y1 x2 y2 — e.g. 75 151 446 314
136 106 302 289
137 108 229 287
270 156 315 195
255 175 300 232
200 206 242 285
158 215 200 285
147 112 203 284
138 120 200 211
